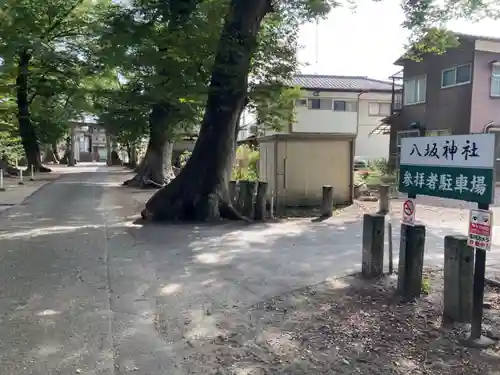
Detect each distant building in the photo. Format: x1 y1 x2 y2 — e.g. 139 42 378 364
238 74 397 161
383 32 500 177
72 122 107 162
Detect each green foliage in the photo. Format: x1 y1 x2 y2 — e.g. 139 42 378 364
250 85 301 132
0 0 115 155
421 276 431 295
232 145 259 181
94 0 226 140
354 171 367 187
0 131 23 160
179 150 192 168
368 158 392 176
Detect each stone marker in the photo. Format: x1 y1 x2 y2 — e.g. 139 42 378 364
254 181 268 220
238 180 256 218
228 181 237 206
443 235 473 323
397 223 426 301
321 185 333 217
362 213 385 278
377 184 390 214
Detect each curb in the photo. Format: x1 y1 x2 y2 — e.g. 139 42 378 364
0 174 63 218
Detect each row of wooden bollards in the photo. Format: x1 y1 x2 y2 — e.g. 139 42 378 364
229 180 269 220
0 167 35 192
228 182 336 220
361 185 481 335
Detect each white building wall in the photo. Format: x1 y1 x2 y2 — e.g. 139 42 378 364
252 88 392 161
355 92 392 161
292 91 358 134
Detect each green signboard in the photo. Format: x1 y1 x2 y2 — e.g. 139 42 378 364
398 133 496 204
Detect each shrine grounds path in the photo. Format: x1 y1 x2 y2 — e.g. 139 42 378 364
1 165 500 374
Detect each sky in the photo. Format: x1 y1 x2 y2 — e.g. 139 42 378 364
297 0 500 81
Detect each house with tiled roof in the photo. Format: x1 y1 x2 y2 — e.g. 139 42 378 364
255 74 398 160
242 74 398 210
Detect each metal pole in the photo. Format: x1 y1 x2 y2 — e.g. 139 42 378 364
466 202 493 347
30 164 34 181
270 192 274 219
0 169 4 191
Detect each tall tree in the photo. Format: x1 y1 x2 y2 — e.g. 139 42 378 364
98 0 224 187
0 0 111 171
141 0 331 221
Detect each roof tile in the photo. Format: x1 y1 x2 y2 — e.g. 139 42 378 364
289 74 397 92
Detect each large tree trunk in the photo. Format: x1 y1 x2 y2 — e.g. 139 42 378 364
228 100 247 180
141 0 271 222
42 144 59 164
123 104 172 188
52 142 60 163
163 140 175 183
16 50 51 173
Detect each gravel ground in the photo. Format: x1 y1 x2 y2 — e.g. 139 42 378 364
179 270 500 375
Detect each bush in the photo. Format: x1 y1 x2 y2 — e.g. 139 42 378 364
179 150 192 168
354 171 366 187
232 145 259 181
368 158 392 176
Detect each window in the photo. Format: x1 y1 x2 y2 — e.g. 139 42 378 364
368 102 391 117
403 75 426 105
308 98 332 110
346 101 357 112
333 100 357 112
491 63 500 97
333 100 346 111
441 64 471 88
425 129 451 136
295 99 308 107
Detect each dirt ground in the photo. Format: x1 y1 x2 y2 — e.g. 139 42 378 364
181 270 500 375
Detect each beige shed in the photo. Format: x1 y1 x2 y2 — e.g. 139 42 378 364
258 133 355 209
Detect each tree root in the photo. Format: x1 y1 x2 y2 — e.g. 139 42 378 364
36 165 52 173
141 186 252 223
123 174 166 189
219 200 252 222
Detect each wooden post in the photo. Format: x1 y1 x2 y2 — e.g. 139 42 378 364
238 180 256 218
321 185 333 217
0 169 4 192
228 181 237 206
18 169 24 185
397 223 426 301
443 235 473 323
377 184 393 274
361 213 385 278
254 181 268 220
270 191 274 219
377 184 390 214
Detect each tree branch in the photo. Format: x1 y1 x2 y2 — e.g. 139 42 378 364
43 0 85 41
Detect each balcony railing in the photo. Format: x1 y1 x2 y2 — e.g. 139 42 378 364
392 90 402 113
389 69 403 114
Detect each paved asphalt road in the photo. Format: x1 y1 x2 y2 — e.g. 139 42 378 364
1 166 499 374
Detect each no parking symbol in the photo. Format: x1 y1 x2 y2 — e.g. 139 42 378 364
402 199 415 226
